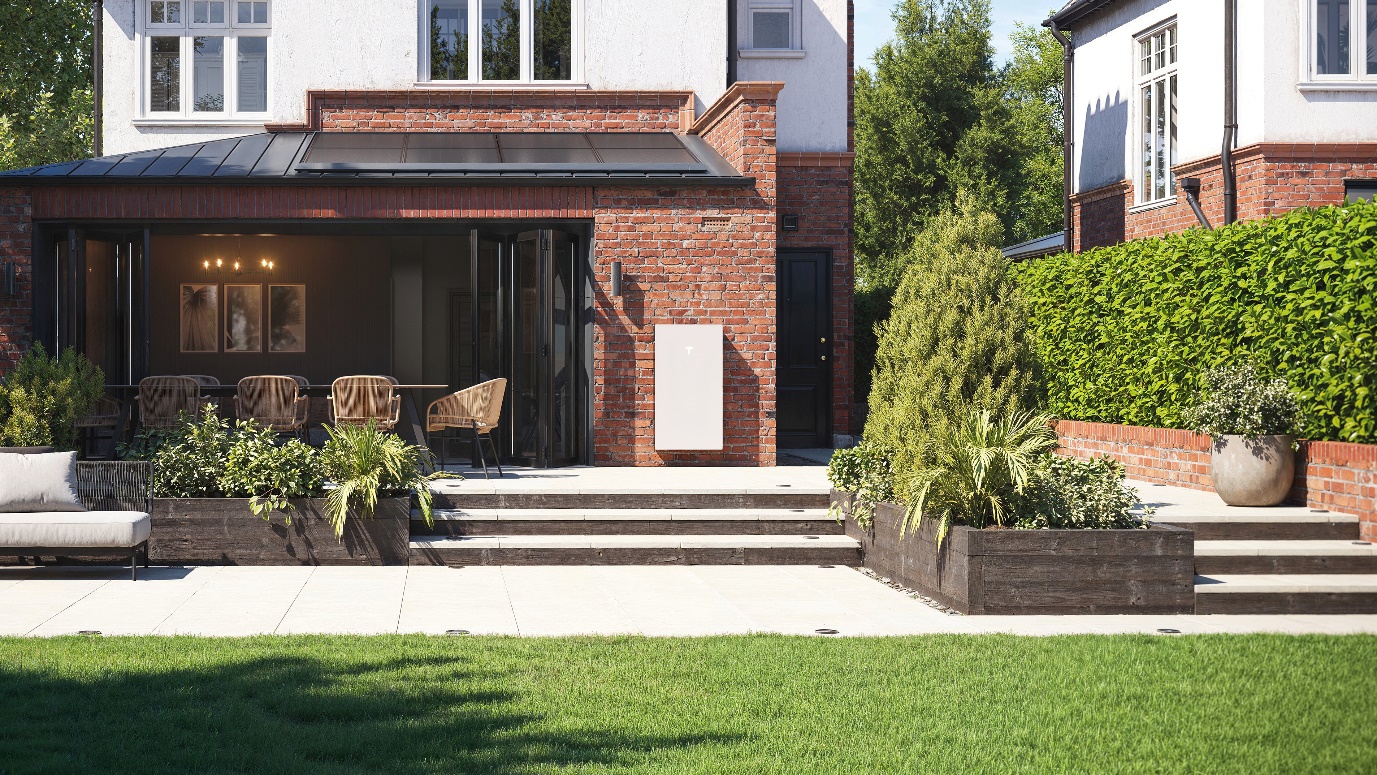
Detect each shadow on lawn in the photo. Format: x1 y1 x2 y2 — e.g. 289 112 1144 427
0 647 736 773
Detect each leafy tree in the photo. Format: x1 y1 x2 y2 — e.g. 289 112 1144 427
996 20 1065 243
0 1 93 170
863 195 1044 487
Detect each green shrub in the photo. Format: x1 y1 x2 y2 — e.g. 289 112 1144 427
220 425 323 517
825 441 895 528
319 423 454 541
135 409 234 497
0 344 104 450
1012 455 1146 531
903 409 1057 547
1186 363 1300 439
1015 200 1377 442
865 196 1044 497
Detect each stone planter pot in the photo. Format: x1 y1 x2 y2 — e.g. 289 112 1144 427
149 497 411 565
1210 434 1295 507
833 491 1195 615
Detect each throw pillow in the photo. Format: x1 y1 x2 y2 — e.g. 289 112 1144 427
0 452 87 512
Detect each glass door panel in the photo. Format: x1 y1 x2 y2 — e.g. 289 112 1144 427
510 232 542 465
548 230 578 465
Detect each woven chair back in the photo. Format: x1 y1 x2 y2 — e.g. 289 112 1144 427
237 376 302 428
332 376 396 424
138 376 200 427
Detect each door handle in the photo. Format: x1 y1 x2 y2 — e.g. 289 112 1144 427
820 355 827 361
820 337 827 343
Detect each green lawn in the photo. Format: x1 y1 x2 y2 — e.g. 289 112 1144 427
1 635 1374 774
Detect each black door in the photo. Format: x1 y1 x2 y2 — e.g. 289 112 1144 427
777 250 831 448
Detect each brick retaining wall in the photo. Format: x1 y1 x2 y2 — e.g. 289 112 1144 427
1056 419 1377 541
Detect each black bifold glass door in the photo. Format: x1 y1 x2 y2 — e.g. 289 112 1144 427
457 229 580 467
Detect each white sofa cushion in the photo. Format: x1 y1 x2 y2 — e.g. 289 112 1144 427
0 452 85 512
0 512 151 548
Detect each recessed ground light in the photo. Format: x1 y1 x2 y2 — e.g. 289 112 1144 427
804 535 820 540
1353 541 1372 546
814 628 839 635
791 509 805 513
444 629 471 636
1156 628 1181 634
818 565 835 569
77 630 101 636
776 484 792 488
1310 508 1330 513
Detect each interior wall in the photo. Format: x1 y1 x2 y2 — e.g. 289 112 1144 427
149 234 393 385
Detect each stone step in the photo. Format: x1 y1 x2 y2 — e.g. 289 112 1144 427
408 533 862 566
1152 512 1361 541
1194 574 1377 614
411 508 842 536
427 481 829 511
1194 540 1377 574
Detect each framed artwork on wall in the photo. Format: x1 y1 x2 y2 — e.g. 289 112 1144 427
269 284 306 353
180 283 219 353
225 284 263 352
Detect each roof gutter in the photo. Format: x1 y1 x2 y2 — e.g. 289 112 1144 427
1045 19 1074 254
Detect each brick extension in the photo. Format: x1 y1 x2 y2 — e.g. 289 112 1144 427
1073 143 1377 251
1056 420 1377 541
0 83 857 466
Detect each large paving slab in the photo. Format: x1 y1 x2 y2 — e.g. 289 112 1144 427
430 465 831 495
5 564 1377 637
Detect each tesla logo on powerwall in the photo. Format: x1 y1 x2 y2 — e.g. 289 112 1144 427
655 324 723 451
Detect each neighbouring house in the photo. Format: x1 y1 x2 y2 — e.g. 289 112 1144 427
0 0 856 467
1045 0 1377 252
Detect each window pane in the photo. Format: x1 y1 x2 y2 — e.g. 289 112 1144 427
193 1 223 23
237 36 267 111
150 36 181 111
481 0 520 80
1317 0 1351 74
1168 73 1178 195
193 36 224 111
1140 39 1151 75
151 0 182 24
753 11 791 49
534 0 572 80
1168 26 1177 64
1154 79 1166 200
429 1 468 80
1141 84 1152 200
1368 0 1376 73
254 1 267 24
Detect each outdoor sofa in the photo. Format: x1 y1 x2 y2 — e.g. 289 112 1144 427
0 449 152 580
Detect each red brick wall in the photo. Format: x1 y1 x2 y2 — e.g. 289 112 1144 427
1056 420 1377 541
266 89 696 133
0 187 33 371
1072 143 1377 251
778 153 855 439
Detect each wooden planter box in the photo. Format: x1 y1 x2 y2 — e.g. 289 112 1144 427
833 491 1195 615
150 497 411 566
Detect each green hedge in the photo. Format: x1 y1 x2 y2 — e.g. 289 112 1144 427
1015 200 1377 443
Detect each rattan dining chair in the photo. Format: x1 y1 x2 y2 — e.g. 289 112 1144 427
136 376 202 431
74 395 123 459
235 376 309 438
426 378 506 478
327 375 401 431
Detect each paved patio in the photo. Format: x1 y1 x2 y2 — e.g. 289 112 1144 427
4 563 1377 637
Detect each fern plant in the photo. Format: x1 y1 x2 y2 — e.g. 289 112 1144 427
902 409 1058 548
318 423 457 541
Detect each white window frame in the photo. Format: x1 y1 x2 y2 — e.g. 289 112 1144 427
136 0 273 124
1298 0 1377 89
419 0 584 85
1134 20 1178 206
739 0 805 59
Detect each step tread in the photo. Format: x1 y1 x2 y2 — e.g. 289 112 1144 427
1152 513 1360 524
1195 574 1377 594
420 508 832 521
1196 540 1377 557
428 483 830 496
410 534 859 550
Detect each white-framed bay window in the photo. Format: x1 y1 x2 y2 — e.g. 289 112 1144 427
1136 22 1178 204
422 0 582 84
740 0 804 58
140 0 271 121
1301 0 1377 86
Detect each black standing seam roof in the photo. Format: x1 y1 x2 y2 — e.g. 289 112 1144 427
0 131 750 186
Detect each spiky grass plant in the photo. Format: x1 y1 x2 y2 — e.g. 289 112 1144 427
902 409 1057 548
318 422 456 540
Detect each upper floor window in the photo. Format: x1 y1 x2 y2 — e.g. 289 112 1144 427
1137 23 1177 204
142 0 270 119
423 0 578 83
741 0 803 55
1309 0 1377 80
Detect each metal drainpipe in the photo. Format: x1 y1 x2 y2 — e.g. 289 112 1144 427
1221 0 1237 225
1047 21 1074 253
727 0 738 86
93 0 103 157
